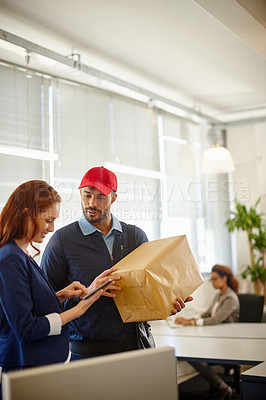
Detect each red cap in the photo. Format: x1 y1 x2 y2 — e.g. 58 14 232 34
78 166 117 195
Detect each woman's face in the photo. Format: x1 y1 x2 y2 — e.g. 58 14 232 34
29 202 60 243
210 271 227 290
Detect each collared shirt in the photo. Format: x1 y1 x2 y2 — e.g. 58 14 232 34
78 214 122 255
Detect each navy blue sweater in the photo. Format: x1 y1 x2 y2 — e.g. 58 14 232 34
41 221 148 343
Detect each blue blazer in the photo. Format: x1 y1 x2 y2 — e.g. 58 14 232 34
0 241 69 368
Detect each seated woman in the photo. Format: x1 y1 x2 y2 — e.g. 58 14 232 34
175 264 239 400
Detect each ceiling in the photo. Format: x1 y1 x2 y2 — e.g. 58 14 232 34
0 0 266 124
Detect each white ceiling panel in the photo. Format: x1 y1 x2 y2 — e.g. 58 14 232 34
0 0 266 123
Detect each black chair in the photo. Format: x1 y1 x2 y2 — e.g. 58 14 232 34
238 293 264 322
224 293 264 393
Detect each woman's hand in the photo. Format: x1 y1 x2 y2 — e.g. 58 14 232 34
56 281 89 303
174 316 192 325
87 266 122 298
171 296 193 315
59 278 115 326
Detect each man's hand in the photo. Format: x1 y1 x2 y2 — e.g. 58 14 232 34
171 296 193 315
88 266 122 298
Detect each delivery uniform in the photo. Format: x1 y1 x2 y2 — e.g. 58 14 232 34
41 214 155 358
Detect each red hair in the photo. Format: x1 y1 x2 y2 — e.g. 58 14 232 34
0 180 61 253
212 264 239 294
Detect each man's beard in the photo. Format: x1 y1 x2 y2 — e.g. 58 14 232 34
82 205 109 224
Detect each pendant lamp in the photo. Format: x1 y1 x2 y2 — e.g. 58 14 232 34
201 144 235 175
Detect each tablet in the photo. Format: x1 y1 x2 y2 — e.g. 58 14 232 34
82 278 113 299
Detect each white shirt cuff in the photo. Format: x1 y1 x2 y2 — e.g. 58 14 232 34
46 313 62 336
195 318 204 326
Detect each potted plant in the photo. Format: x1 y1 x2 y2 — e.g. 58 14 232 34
225 198 266 297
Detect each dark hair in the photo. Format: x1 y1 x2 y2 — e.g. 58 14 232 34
212 264 239 293
0 180 61 253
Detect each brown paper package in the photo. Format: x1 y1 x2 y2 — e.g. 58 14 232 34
110 235 204 322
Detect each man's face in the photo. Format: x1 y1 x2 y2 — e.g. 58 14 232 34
80 186 117 224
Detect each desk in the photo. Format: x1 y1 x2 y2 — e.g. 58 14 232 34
241 362 266 400
151 320 266 339
151 320 266 398
151 321 266 365
153 335 266 365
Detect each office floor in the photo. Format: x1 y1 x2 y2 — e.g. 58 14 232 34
178 366 240 400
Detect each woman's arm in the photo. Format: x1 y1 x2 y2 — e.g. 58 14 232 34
59 281 113 326
57 266 122 326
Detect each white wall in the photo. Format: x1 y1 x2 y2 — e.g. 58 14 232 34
227 123 266 292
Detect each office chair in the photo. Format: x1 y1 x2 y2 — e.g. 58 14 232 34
224 293 265 393
238 293 264 322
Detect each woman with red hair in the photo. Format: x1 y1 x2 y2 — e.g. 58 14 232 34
0 180 118 398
